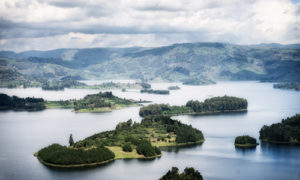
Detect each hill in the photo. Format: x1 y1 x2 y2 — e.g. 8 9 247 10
0 42 299 82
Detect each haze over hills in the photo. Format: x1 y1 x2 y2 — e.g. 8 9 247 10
0 42 299 82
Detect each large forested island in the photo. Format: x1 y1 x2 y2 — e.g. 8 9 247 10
35 116 204 168
259 114 300 144
139 96 248 117
0 92 139 113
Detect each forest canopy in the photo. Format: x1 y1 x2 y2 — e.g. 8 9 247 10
259 114 300 143
139 96 248 117
0 93 45 111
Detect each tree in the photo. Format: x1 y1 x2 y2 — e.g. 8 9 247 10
69 134 74 146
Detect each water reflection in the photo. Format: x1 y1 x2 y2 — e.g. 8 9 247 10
235 146 257 155
160 143 203 153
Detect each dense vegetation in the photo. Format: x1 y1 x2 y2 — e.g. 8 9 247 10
273 82 300 91
160 167 203 180
37 116 203 167
72 116 202 159
234 135 258 147
168 85 180 90
0 93 45 111
37 144 115 165
139 96 248 117
140 89 170 95
73 91 136 112
259 114 300 143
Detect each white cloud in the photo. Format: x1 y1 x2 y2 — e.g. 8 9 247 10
0 0 299 51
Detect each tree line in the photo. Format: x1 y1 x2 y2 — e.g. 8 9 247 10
0 93 45 111
259 114 300 143
160 167 203 180
139 96 248 117
37 144 115 165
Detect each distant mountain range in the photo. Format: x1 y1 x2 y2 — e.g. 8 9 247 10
0 42 299 82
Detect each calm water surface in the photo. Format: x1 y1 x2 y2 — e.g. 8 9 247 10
0 81 299 180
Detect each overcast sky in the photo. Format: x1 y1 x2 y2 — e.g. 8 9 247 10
0 0 300 52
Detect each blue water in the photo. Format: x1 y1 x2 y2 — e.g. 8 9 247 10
0 81 299 180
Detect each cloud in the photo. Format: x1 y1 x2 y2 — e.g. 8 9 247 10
0 0 299 52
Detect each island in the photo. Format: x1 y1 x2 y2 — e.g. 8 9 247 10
168 85 180 90
273 82 300 91
259 114 300 144
160 167 203 180
139 96 248 117
140 89 170 95
0 92 142 113
234 135 259 148
35 116 205 168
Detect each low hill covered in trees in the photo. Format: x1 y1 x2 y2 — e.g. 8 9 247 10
259 114 300 144
160 167 203 180
35 116 204 168
139 96 247 117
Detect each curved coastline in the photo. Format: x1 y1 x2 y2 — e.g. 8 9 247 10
34 140 203 168
35 150 162 168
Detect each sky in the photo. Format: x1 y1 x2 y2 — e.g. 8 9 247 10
0 0 300 52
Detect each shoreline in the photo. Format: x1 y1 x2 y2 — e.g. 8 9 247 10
234 143 259 148
34 152 161 168
34 140 203 168
155 140 205 147
160 109 248 117
260 139 300 145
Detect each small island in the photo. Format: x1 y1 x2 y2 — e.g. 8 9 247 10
35 116 204 168
0 92 141 113
273 82 300 91
139 96 248 117
234 135 259 148
140 89 170 95
168 85 180 90
259 114 300 144
160 167 203 180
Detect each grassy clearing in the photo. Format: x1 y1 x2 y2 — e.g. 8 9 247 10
107 146 145 159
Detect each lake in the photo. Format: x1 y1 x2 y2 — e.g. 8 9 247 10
0 81 299 180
